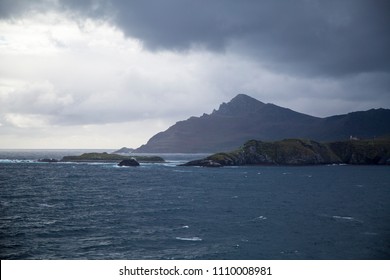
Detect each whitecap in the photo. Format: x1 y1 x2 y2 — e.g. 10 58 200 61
175 237 202 241
280 250 299 255
181 225 190 229
0 159 14 163
38 203 55 208
42 220 57 225
254 215 267 220
332 215 354 220
0 159 35 164
332 215 362 223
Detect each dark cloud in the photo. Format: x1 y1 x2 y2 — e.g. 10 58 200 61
67 0 390 77
1 0 389 77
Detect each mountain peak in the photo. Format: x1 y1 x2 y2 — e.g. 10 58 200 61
230 94 264 104
215 94 265 116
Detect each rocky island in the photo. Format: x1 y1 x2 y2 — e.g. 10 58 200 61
181 138 390 166
117 159 140 166
61 152 164 163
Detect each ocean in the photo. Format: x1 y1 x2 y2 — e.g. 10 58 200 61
0 150 389 260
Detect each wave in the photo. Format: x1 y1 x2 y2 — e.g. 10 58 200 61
253 215 267 221
332 215 355 221
0 159 36 164
332 215 363 223
319 214 363 223
38 203 55 208
175 237 202 241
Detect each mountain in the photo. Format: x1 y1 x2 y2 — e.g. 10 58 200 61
135 94 390 153
113 147 134 154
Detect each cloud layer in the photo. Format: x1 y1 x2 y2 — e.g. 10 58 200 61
0 0 389 148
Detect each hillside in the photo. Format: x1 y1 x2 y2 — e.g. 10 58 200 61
135 94 390 153
181 138 390 166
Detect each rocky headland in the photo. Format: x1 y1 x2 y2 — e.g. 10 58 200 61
181 138 390 166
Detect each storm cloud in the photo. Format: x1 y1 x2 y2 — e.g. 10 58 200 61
0 0 389 148
3 0 390 76
110 0 390 77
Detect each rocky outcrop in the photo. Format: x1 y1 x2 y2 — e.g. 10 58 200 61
118 159 140 166
61 152 164 163
181 138 390 166
181 159 222 167
328 139 390 165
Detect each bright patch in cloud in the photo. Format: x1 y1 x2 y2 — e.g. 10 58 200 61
4 113 49 128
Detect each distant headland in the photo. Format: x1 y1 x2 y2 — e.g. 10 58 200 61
181 138 390 167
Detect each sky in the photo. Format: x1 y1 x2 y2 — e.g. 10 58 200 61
0 0 389 149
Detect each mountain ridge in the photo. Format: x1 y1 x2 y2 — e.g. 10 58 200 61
135 94 390 153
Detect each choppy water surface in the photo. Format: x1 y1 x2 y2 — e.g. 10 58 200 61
0 150 389 259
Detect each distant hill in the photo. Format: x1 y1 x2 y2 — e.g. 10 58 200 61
135 94 390 153
113 147 134 154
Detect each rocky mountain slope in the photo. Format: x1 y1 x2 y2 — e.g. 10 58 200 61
136 94 390 153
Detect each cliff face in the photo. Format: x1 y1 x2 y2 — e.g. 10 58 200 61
136 94 390 153
328 139 390 165
182 138 390 166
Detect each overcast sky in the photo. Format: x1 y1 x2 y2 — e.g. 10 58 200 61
0 0 389 149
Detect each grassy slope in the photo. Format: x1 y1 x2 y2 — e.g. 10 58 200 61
205 138 390 165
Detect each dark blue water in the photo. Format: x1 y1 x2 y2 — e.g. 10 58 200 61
0 150 389 259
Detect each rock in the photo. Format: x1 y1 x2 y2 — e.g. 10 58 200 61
118 159 140 167
328 139 390 164
180 159 222 167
